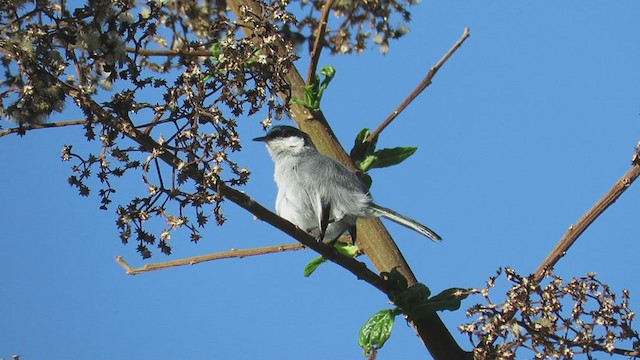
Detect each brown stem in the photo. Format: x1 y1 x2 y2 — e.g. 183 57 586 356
306 0 337 84
534 152 640 281
125 47 211 57
367 27 470 143
0 119 87 138
116 243 305 275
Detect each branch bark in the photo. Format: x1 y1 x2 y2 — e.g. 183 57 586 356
63 86 395 294
116 243 305 275
367 27 470 143
226 1 472 358
306 0 337 84
0 119 86 138
534 150 640 281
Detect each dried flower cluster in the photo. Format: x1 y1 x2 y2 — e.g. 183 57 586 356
1 0 301 257
461 268 640 359
0 0 417 258
294 0 417 54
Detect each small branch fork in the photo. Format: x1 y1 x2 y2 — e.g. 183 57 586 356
367 27 471 143
116 243 305 275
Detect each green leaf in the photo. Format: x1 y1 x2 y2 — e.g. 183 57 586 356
303 256 327 277
391 283 431 310
316 67 335 105
358 154 377 172
369 146 417 169
290 66 336 112
320 65 336 80
358 309 398 355
335 242 359 257
210 43 222 59
414 288 469 315
381 269 410 293
303 242 358 277
349 128 377 163
359 173 373 189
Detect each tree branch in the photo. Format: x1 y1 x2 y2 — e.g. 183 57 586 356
125 47 211 57
98 107 394 293
224 1 472 358
367 27 470 143
534 145 640 281
0 119 87 138
306 0 337 84
116 242 305 275
481 144 640 351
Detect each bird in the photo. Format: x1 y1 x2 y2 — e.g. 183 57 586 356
253 125 442 244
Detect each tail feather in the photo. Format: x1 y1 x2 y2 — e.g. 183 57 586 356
369 203 442 241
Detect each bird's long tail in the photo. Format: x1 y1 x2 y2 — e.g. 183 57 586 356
369 203 442 241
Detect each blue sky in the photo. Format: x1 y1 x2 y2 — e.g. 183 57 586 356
2 1 640 359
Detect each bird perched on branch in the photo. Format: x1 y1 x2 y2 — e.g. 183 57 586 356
253 125 441 244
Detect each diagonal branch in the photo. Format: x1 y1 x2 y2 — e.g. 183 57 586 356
482 143 640 351
306 0 337 84
367 27 470 143
224 0 473 358
0 119 87 138
534 145 640 281
116 242 305 275
100 107 394 293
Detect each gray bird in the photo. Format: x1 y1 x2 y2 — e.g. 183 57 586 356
253 125 441 243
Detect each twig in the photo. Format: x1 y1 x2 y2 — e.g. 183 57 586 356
533 146 640 281
517 319 640 357
306 0 337 84
367 27 471 143
0 119 87 138
125 47 211 57
116 242 305 275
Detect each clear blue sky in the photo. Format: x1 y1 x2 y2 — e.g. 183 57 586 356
2 1 639 359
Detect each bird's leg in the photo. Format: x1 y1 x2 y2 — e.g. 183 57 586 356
316 201 331 242
348 226 357 245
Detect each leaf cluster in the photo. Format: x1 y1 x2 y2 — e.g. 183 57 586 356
291 65 335 112
350 128 417 188
357 269 468 357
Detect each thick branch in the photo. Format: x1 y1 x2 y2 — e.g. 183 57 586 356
367 27 470 143
534 151 640 281
116 243 305 275
224 1 472 358
0 119 86 138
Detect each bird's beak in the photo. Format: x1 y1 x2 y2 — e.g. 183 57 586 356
252 136 268 142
